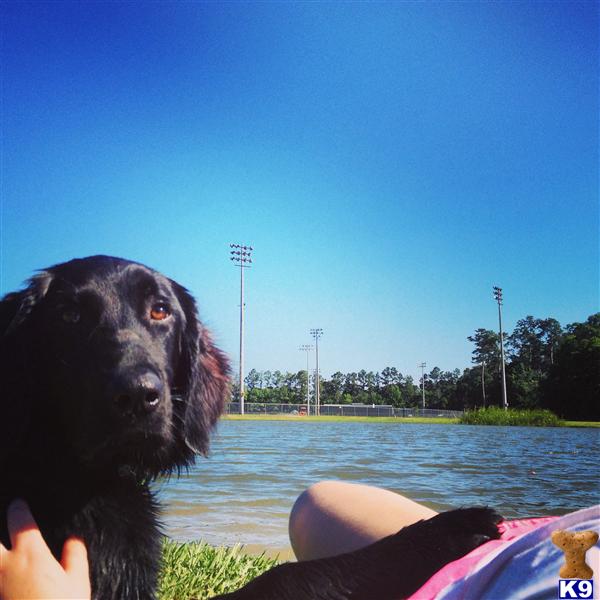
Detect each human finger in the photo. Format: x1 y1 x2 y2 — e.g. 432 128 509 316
61 537 89 574
6 499 47 551
61 537 92 597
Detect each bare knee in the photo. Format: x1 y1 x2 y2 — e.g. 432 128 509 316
289 481 375 561
289 481 335 559
289 481 437 561
291 481 339 519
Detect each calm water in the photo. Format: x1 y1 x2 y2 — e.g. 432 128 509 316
155 421 599 558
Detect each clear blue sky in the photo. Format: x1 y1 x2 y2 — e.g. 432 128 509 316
1 2 598 380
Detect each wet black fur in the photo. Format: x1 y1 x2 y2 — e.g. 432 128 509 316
1 256 502 600
0 256 228 599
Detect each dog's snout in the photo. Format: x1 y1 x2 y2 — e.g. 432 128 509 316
111 371 164 419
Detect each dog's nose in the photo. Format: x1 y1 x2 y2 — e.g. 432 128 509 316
112 371 164 418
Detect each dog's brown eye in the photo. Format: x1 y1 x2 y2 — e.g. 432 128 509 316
150 303 171 321
62 308 80 323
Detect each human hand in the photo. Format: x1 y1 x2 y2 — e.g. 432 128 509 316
0 499 91 600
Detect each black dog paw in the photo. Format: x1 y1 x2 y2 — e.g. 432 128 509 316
427 507 503 556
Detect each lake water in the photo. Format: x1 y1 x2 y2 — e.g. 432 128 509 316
155 421 599 559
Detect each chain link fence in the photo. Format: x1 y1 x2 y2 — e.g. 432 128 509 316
224 402 463 419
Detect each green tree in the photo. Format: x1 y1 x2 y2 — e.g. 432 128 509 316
380 367 393 386
437 370 461 409
455 367 483 410
357 370 369 391
538 318 563 367
381 367 401 386
296 370 309 405
385 384 403 407
365 371 377 393
244 369 261 390
467 328 507 407
344 372 359 396
507 363 542 408
508 316 563 371
467 329 501 374
542 314 600 420
506 316 564 409
373 372 381 391
508 316 545 370
271 371 284 388
322 372 345 404
401 375 419 407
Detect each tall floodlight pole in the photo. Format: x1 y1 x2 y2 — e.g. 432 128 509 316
299 344 313 415
310 329 323 415
230 244 253 415
418 362 427 411
493 286 509 411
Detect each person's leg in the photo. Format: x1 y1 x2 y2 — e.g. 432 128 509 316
289 480 438 561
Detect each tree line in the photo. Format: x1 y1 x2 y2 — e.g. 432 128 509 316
232 313 599 420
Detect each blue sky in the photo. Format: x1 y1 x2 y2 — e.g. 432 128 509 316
1 2 598 380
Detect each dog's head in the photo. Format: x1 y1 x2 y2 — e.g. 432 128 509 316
0 255 229 477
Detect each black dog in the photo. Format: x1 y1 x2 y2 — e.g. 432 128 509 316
0 256 501 600
1 255 228 599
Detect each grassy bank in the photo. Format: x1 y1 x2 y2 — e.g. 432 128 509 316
563 420 600 428
158 540 277 600
459 407 563 427
222 414 458 424
222 413 599 427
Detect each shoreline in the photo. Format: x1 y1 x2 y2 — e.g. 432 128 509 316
221 414 600 427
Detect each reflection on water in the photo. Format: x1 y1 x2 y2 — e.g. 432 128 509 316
155 421 599 557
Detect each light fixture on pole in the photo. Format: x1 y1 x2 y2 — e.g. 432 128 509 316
230 244 253 415
310 328 323 416
299 344 314 415
418 362 427 411
493 286 508 411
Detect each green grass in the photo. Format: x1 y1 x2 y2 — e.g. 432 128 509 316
223 413 600 427
459 407 564 427
158 539 278 600
222 414 458 424
563 420 600 428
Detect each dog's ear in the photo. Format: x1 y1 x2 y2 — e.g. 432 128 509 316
1 272 53 460
1 272 52 336
172 282 230 458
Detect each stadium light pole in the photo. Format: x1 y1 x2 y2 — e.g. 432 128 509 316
493 286 509 411
230 244 253 415
418 362 427 411
310 329 323 415
299 344 313 415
